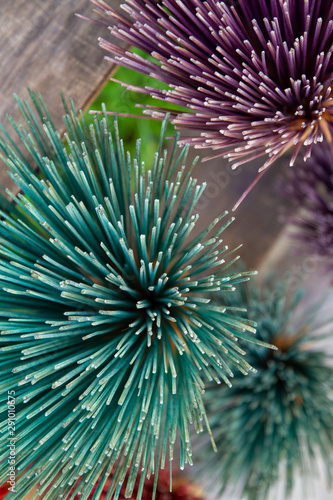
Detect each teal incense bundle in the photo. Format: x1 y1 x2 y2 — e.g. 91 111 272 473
0 92 272 499
202 276 333 500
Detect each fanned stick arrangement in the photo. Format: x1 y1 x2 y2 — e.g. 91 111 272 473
201 275 333 500
0 92 274 500
92 0 333 170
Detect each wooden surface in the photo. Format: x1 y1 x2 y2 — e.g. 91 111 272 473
0 0 119 192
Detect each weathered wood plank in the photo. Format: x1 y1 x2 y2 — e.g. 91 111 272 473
0 0 119 190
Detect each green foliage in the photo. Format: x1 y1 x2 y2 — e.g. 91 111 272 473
0 92 271 499
202 276 333 499
85 51 175 161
